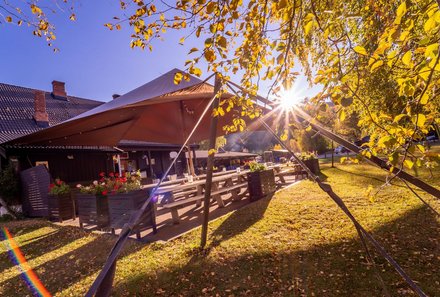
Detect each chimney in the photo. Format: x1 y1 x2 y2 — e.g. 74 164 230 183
112 94 121 100
52 80 67 99
34 90 49 127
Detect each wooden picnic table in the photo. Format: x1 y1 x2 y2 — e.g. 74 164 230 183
149 170 249 224
153 171 248 198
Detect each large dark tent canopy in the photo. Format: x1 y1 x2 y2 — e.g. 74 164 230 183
7 69 263 147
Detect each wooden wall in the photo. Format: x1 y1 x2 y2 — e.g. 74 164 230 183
125 150 187 179
9 149 113 183
7 147 192 184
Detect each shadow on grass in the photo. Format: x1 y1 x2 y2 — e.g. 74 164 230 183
0 221 81 272
0 224 92 262
334 166 384 180
0 227 144 296
318 171 329 182
0 229 62 272
0 220 54 249
207 193 273 250
330 166 402 187
113 205 439 297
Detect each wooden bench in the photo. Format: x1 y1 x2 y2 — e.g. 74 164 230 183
142 178 187 189
171 188 200 200
155 187 200 207
162 182 248 224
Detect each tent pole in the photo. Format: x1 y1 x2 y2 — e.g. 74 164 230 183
147 150 154 178
117 154 122 177
192 147 197 173
187 146 196 176
185 147 191 174
179 101 196 176
200 73 221 248
331 139 334 168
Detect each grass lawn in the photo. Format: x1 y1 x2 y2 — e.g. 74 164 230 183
1 161 439 296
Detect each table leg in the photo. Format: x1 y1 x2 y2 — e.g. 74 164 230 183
239 174 247 182
240 188 249 198
223 178 233 187
167 193 180 224
170 208 180 224
231 188 241 201
196 185 203 207
279 175 286 184
212 182 225 208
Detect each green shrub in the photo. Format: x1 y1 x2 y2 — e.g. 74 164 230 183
0 214 14 222
298 152 318 161
249 161 267 172
0 165 19 204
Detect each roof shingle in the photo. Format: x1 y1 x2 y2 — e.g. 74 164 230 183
0 82 104 143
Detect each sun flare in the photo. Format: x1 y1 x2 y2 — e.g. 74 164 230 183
279 88 302 109
274 80 308 110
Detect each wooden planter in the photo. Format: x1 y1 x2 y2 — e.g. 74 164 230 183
48 193 75 222
247 169 276 201
76 193 109 229
107 190 157 239
303 159 320 175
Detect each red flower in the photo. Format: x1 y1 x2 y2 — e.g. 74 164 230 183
99 172 105 177
109 172 114 177
49 184 55 189
102 190 108 196
56 179 62 185
100 177 105 182
115 173 119 177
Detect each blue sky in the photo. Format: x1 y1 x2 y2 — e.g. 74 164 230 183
0 0 320 102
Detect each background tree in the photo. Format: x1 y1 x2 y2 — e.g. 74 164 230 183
291 129 328 154
198 136 227 151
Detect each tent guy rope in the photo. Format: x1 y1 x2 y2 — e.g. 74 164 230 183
224 81 429 297
257 118 427 297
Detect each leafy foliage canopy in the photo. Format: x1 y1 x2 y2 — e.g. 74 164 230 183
3 0 440 170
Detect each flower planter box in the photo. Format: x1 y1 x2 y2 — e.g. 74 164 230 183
76 193 109 229
107 190 157 239
247 169 276 201
303 159 320 175
48 193 75 223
